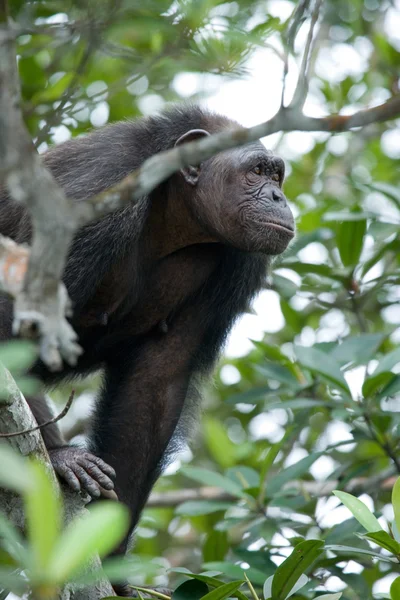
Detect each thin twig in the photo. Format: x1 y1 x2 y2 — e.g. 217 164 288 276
281 0 310 108
350 291 368 333
290 0 323 110
0 390 75 437
364 412 400 475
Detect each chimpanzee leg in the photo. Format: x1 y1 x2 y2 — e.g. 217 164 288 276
89 304 207 549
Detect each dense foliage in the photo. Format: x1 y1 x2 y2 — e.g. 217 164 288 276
1 0 400 598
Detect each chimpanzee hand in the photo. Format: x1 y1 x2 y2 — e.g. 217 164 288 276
49 446 116 498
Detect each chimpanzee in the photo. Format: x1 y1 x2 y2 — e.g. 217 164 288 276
0 105 294 590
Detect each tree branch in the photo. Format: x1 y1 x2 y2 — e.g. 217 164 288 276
147 468 397 508
0 389 75 438
0 362 115 599
0 19 82 371
289 0 323 110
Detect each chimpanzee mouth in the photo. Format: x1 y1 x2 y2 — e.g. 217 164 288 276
263 220 295 236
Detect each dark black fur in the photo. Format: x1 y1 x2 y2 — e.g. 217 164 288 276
0 106 291 588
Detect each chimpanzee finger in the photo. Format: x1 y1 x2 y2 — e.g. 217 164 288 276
76 458 115 490
85 454 116 479
71 465 101 498
56 466 81 493
99 487 119 501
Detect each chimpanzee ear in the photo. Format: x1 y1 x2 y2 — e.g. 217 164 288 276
175 128 210 186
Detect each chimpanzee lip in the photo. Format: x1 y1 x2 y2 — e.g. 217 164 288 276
263 220 295 236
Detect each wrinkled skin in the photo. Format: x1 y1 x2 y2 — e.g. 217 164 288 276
174 131 295 256
49 447 116 498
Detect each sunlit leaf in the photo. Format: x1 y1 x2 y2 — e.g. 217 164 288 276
199 580 244 600
0 342 37 374
0 445 32 494
25 461 61 573
268 452 323 495
333 491 382 532
48 502 129 583
337 218 366 267
271 541 323 599
331 334 384 367
294 346 350 393
175 501 232 516
360 530 400 555
390 576 400 600
172 579 209 600
181 467 249 499
326 544 396 562
392 477 400 538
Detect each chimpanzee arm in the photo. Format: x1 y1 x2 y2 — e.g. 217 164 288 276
89 300 212 547
25 394 64 448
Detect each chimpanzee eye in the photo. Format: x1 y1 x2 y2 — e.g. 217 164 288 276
272 173 280 182
253 165 262 175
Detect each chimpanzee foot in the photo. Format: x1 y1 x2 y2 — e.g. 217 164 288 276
49 446 116 498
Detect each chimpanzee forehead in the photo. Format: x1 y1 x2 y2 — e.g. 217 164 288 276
224 141 274 164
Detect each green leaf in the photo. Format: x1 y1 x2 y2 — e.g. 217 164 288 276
203 563 266 586
337 218 366 267
331 334 384 367
372 347 400 379
316 594 342 600
267 452 323 496
0 512 28 565
199 580 244 600
203 417 236 468
391 577 400 600
25 461 61 573
265 398 335 410
0 445 32 493
172 579 209 600
360 531 400 555
33 72 74 102
255 363 300 388
74 555 161 587
171 570 247 600
282 261 340 280
333 491 382 532
181 467 248 499
379 375 400 399
264 574 308 599
392 477 400 539
325 544 398 564
323 211 374 221
294 346 350 393
271 540 323 599
366 181 400 207
226 386 274 405
226 466 259 489
0 341 37 374
363 371 394 398
48 502 130 583
175 501 232 516
203 531 229 562
326 544 396 562
130 587 170 600
0 568 27 595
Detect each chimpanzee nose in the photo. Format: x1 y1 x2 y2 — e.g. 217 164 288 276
272 188 284 202
265 186 286 205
